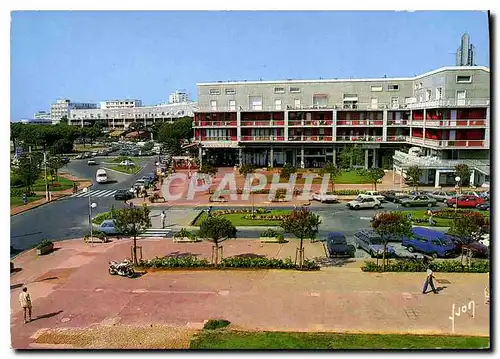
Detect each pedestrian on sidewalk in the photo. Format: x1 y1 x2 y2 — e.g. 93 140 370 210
422 265 438 294
72 182 78 194
135 186 140 198
22 193 28 205
160 210 166 229
19 287 32 324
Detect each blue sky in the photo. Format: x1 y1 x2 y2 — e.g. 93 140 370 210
11 11 490 120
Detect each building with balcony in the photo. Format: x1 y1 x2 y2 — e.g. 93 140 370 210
99 99 143 109
50 99 98 125
168 90 189 104
194 66 490 184
69 101 197 129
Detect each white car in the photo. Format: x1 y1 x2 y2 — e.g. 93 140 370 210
363 191 386 202
95 168 108 183
120 160 135 167
87 159 97 166
310 193 338 203
346 196 381 210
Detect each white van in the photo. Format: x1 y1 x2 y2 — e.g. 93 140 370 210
96 168 108 183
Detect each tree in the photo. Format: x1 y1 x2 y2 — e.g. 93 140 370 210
280 208 322 268
238 163 256 178
50 138 73 155
47 156 64 184
198 216 237 265
366 168 386 191
10 122 24 153
405 166 422 192
338 146 364 169
454 164 471 192
448 212 488 245
158 117 194 143
319 162 340 192
280 163 296 179
113 205 152 265
13 154 42 196
161 138 182 156
371 212 413 270
199 164 218 177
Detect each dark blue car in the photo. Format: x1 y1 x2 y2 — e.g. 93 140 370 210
324 232 355 258
402 227 456 258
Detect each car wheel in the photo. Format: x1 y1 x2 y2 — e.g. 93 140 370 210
404 203 410 207
453 204 458 209
407 246 415 253
373 204 380 209
109 268 117 275
427 203 433 207
443 199 448 203
356 243 361 249
354 205 360 210
431 252 438 259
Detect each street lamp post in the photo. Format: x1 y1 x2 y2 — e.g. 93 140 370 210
83 186 98 246
43 152 49 201
454 176 461 213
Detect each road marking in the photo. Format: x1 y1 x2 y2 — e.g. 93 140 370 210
95 190 116 197
360 217 372 220
71 189 117 198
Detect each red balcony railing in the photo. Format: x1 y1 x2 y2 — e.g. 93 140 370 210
194 121 237 127
336 120 383 126
288 135 333 142
288 120 333 126
336 136 383 142
202 137 235 141
240 136 284 141
240 120 285 126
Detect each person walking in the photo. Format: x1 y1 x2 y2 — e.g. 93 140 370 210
160 210 166 229
135 186 140 198
207 206 213 218
422 265 438 294
19 287 32 324
22 194 28 205
427 209 436 226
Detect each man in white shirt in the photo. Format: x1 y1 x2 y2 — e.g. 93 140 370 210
19 287 32 323
423 267 438 294
160 210 166 229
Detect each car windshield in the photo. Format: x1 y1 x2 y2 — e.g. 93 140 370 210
97 174 106 177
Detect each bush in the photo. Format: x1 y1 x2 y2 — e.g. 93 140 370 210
203 319 231 330
140 255 210 268
35 240 53 250
243 214 289 221
255 207 270 214
361 259 489 273
11 188 27 197
10 175 24 188
326 189 365 196
260 229 285 241
84 230 107 241
433 208 476 219
173 228 196 240
92 211 113 225
280 163 296 179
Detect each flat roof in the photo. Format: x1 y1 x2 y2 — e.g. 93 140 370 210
197 66 490 86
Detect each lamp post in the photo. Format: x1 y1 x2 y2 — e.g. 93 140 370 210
454 176 461 213
83 186 98 246
43 152 49 201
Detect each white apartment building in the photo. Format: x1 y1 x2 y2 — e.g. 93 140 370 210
33 111 51 120
99 99 142 109
50 99 98 125
168 90 189 104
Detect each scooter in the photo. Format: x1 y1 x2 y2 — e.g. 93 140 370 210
109 259 135 278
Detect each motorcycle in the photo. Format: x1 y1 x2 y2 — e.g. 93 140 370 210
109 259 135 278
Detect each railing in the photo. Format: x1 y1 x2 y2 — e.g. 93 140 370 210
425 119 486 127
240 136 285 141
240 120 285 126
407 137 486 148
288 136 333 142
387 120 409 126
386 136 408 142
288 120 333 126
406 98 490 109
202 137 235 141
336 136 383 142
194 121 237 127
336 120 383 126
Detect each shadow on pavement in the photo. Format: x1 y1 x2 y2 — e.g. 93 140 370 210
165 251 200 258
10 283 23 290
313 257 357 267
31 310 64 322
231 253 266 259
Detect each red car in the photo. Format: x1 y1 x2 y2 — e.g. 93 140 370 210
446 195 485 208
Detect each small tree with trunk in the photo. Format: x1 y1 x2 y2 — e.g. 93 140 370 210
367 168 385 191
198 216 237 265
454 164 471 193
47 156 64 184
371 211 413 271
280 208 321 268
448 211 489 263
404 166 422 192
238 163 256 178
319 162 340 192
13 154 42 196
280 163 296 179
113 205 152 265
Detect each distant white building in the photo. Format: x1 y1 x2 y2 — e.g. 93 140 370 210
99 99 142 109
33 111 51 120
168 90 189 104
50 99 98 125
20 118 52 125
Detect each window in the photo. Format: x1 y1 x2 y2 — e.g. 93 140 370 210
209 88 221 95
294 99 301 108
274 87 285 94
418 83 423 89
436 87 443 100
404 97 411 104
225 88 236 95
414 83 418 91
249 96 262 110
419 95 423 103
391 97 399 108
210 100 217 111
289 87 301 93
388 84 399 91
456 75 472 83
426 90 432 101
229 100 236 111
371 85 383 92
274 99 282 110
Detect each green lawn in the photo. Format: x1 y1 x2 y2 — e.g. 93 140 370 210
10 195 43 208
111 156 134 163
334 170 372 184
189 331 489 349
194 210 291 227
32 176 74 192
265 174 324 185
402 209 490 227
108 164 141 174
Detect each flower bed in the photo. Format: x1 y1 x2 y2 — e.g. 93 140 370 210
36 240 54 255
243 214 289 220
361 259 489 273
260 229 286 243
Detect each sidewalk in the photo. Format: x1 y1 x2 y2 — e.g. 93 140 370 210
10 237 489 348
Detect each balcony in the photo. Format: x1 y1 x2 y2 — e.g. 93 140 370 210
240 120 285 127
336 120 383 126
407 137 487 148
336 136 383 142
287 135 333 142
406 98 490 109
386 136 408 142
194 121 237 127
387 120 409 126
202 137 235 141
240 136 285 142
288 120 333 127
424 119 487 128
337 103 388 110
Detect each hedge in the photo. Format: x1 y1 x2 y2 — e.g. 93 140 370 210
327 190 365 196
361 259 489 273
138 255 320 271
35 240 53 250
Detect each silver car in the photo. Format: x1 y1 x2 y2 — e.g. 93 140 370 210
428 190 454 203
347 196 381 210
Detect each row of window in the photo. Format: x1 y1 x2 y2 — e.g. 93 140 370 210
71 110 187 119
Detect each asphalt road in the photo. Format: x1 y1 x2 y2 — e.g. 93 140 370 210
10 156 157 252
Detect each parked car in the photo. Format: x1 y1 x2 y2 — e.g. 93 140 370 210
476 202 490 211
380 191 410 203
450 237 489 258
97 219 119 235
446 195 485 208
114 189 134 201
481 182 490 188
346 196 381 210
95 168 108 183
61 156 70 164
87 159 97 166
120 160 135 167
428 190 455 203
363 191 386 202
310 192 338 203
401 227 456 258
399 195 437 208
354 230 396 258
324 232 355 258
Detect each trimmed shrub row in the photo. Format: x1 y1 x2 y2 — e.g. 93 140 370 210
242 214 289 220
326 190 366 196
361 259 489 273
